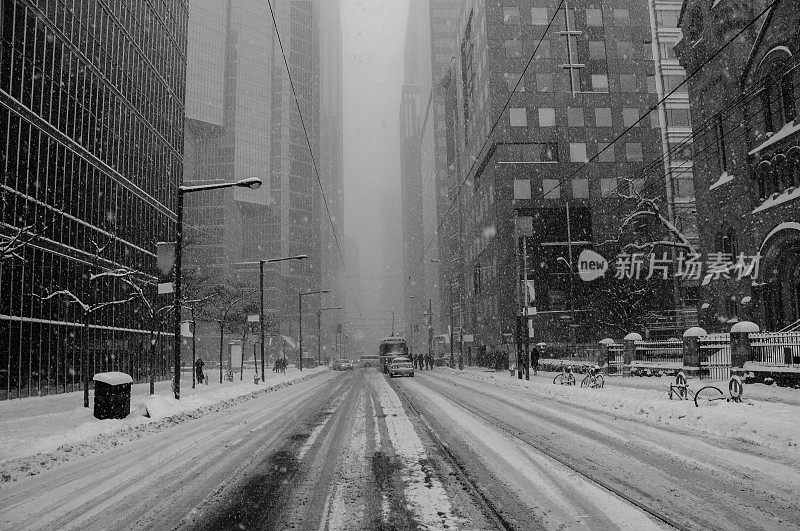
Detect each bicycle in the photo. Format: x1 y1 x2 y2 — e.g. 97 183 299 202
668 371 726 407
580 366 604 388
553 364 576 386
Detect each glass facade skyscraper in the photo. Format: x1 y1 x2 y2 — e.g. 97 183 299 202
0 0 188 399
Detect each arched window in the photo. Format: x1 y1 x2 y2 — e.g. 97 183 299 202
756 49 795 133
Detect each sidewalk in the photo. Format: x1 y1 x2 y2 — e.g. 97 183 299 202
444 366 800 464
459 366 800 406
0 367 327 467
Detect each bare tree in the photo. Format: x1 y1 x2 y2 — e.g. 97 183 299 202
0 187 52 263
35 238 140 408
199 280 258 383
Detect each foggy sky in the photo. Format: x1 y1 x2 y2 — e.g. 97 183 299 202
341 0 410 325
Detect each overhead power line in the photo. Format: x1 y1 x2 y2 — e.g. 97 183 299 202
266 0 363 321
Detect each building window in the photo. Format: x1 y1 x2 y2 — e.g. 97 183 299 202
656 9 679 28
716 229 738 256
538 108 556 127
531 7 549 25
505 38 522 59
514 178 532 199
620 74 637 92
510 108 528 127
613 9 630 24
543 178 561 199
663 74 688 94
659 42 677 61
589 41 606 60
617 41 634 61
567 107 585 127
595 107 612 127
591 74 609 92
505 73 524 92
534 40 551 59
522 142 559 162
586 8 603 27
630 178 647 194
626 143 644 162
623 108 639 127
570 143 588 162
503 6 521 25
650 112 661 128
666 108 692 128
674 170 695 198
715 116 727 172
598 142 615 162
601 177 618 196
572 179 590 198
536 73 553 92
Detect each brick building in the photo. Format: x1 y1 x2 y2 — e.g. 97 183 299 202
676 0 800 331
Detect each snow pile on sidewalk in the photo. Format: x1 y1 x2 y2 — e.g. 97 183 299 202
445 368 800 464
0 368 328 483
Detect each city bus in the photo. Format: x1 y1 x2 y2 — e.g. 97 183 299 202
378 336 409 373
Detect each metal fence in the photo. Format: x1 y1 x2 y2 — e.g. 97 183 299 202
750 331 800 368
634 339 683 365
608 343 624 375
699 333 731 380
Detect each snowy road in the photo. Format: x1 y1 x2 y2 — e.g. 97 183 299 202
2 367 800 530
393 369 800 530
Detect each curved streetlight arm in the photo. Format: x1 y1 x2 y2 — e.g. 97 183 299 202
179 177 262 195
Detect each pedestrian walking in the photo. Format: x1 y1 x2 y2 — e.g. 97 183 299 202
531 345 540 376
195 358 205 384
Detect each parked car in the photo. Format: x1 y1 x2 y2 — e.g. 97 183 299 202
388 357 414 378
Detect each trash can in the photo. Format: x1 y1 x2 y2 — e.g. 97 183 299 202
93 372 133 420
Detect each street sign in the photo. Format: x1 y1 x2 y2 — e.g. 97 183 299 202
158 282 174 295
156 242 176 275
247 314 260 323
462 334 474 342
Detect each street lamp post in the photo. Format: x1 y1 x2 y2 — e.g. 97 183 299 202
318 306 342 365
241 255 308 381
173 177 261 400
299 289 330 371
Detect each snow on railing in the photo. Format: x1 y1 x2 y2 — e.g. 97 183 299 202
749 331 800 368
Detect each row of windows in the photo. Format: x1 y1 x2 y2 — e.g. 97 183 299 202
504 37 650 63
508 106 661 131
502 71 661 95
502 6 635 27
514 176 669 201
499 140 645 163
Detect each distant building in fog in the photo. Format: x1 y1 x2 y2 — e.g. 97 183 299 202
183 0 345 352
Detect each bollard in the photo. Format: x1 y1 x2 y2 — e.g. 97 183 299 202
598 344 608 376
622 333 641 378
682 327 706 378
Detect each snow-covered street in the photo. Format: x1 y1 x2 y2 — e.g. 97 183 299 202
3 365 800 529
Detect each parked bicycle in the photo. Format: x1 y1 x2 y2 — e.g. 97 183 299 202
580 365 604 388
668 371 726 407
553 364 576 386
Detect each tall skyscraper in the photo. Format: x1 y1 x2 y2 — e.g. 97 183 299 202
183 1 343 355
1 0 188 398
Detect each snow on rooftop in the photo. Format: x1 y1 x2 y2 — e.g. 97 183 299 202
748 120 800 156
709 171 734 191
752 185 800 214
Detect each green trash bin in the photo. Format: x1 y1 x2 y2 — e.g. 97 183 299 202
93 372 133 420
